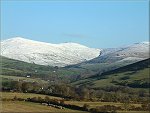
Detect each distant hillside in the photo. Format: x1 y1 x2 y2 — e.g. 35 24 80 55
72 58 150 89
92 58 150 78
0 56 81 82
1 55 149 87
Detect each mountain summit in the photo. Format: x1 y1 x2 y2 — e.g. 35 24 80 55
1 37 101 67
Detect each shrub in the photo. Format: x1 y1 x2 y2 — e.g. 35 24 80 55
83 104 90 111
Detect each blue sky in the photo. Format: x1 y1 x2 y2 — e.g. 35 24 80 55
1 0 149 48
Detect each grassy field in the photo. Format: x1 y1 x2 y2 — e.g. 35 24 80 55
1 92 148 113
1 101 87 113
0 74 48 84
0 92 87 113
0 92 62 100
65 101 142 107
65 101 149 113
0 92 142 107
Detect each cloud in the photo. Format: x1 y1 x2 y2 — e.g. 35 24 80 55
62 33 87 38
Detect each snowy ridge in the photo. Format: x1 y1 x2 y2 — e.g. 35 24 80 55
1 37 101 67
101 42 149 58
84 41 149 65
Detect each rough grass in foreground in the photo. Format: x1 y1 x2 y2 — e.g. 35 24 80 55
1 101 87 112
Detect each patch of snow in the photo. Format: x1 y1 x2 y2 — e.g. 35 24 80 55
116 57 145 63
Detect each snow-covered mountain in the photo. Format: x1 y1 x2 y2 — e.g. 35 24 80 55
85 41 149 64
1 37 149 67
103 42 149 59
1 37 101 67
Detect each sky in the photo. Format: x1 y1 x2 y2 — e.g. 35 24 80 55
1 0 149 48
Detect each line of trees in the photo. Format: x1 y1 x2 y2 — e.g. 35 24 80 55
1 79 149 104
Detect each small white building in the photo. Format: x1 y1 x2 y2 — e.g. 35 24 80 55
26 75 30 78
